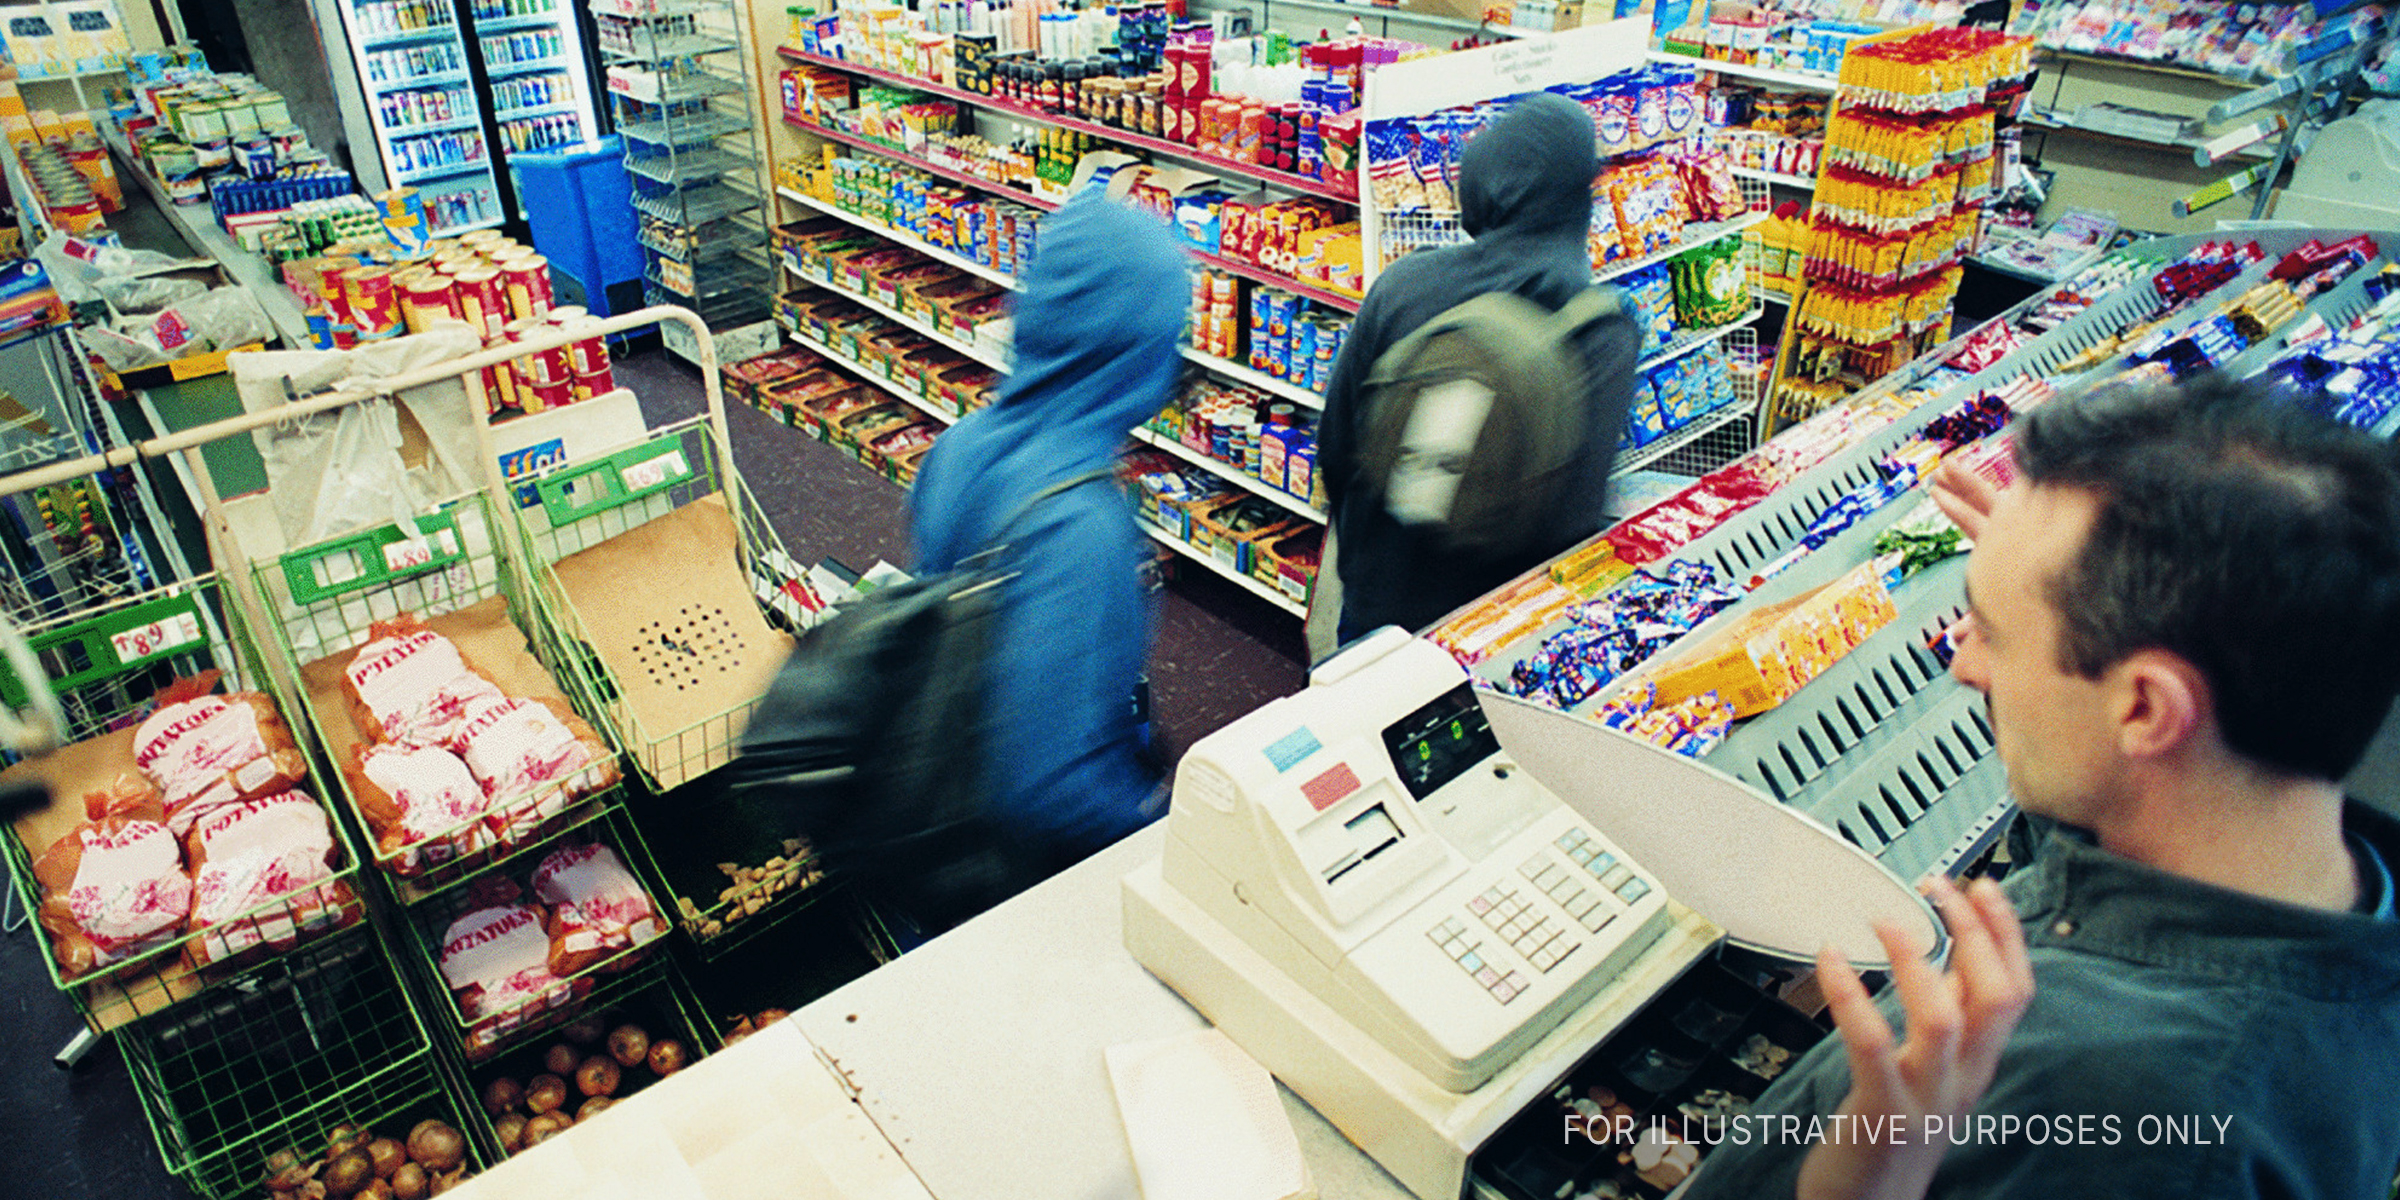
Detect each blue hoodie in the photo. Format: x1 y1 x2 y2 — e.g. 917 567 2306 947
908 193 1190 862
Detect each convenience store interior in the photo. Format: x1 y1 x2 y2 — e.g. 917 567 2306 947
3 0 2399 1198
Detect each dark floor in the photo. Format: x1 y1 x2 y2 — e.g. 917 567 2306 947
3 341 1306 1200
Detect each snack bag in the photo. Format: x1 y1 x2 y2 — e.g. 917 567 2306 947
449 697 621 844
345 741 494 875
32 775 193 978
133 674 311 837
530 842 664 977
182 789 356 967
341 614 509 748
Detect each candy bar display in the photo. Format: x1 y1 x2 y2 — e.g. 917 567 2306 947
2013 0 2380 79
1504 561 1744 710
1788 29 2031 385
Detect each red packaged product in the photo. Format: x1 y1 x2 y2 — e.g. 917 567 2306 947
448 697 620 845
437 889 583 1055
344 741 495 875
133 673 311 837
32 774 193 978
181 788 356 967
530 842 664 976
341 615 509 748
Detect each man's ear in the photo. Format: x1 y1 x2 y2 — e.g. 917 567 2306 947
2113 649 2211 760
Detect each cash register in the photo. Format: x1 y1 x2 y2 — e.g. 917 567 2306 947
1123 629 1942 1199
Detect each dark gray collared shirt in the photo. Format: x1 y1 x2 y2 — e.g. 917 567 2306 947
1680 803 2400 1200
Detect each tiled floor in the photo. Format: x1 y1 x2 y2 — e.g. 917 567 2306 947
614 347 1311 765
2 343 1309 1200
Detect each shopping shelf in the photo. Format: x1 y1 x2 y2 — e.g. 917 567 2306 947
485 56 569 78
1731 166 1816 190
779 188 1334 406
1613 397 1756 475
783 258 1011 370
1129 427 1326 524
606 32 740 63
1594 211 1769 286
1139 522 1308 617
777 45 1358 204
781 319 964 428
370 69 471 90
627 145 752 186
1636 305 1765 374
783 115 1363 311
1646 49 1838 92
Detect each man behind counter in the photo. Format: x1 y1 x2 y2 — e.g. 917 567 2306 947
1691 375 2400 1200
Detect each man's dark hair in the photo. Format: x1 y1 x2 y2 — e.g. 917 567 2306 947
2014 373 2400 780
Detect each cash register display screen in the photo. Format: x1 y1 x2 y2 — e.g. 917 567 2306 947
1383 685 1499 801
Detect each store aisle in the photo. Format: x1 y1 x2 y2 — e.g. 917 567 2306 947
614 347 1311 767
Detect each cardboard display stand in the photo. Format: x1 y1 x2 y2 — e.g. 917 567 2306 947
543 495 794 792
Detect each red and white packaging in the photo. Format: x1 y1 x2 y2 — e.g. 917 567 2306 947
530 842 662 976
450 697 620 843
133 681 310 837
345 742 494 875
31 775 194 978
182 789 356 967
437 897 582 1054
342 617 509 748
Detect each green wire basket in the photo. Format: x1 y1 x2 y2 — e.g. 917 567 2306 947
387 809 675 1064
251 490 629 906
510 417 811 796
0 573 371 1031
115 919 442 1199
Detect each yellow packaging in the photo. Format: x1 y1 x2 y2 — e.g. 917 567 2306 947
1648 562 1899 716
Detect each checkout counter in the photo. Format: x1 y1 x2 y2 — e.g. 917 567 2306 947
444 630 1946 1200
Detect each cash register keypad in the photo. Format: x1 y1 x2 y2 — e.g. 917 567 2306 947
1425 828 1653 1006
1426 916 1527 1004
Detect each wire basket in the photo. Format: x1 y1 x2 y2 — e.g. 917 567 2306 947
250 490 629 904
0 573 370 1030
445 958 715 1165
115 920 437 1199
511 417 808 794
389 811 673 1063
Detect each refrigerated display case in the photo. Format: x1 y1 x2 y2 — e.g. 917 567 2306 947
326 0 507 233
320 0 609 234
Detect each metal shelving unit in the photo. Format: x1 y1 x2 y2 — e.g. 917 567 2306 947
606 0 774 363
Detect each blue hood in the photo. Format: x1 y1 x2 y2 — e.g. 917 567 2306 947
969 193 1191 485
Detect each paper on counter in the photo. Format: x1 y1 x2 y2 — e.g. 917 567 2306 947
1105 1028 1313 1200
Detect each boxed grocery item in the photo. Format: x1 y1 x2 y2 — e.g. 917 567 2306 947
1188 495 1303 575
1645 560 1899 716
786 380 878 435
1254 524 1323 605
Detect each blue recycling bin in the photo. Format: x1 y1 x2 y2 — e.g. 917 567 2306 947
513 136 645 318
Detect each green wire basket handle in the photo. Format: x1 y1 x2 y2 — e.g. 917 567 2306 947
533 436 696 528
279 511 471 609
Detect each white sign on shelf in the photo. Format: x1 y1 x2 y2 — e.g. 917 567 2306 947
1361 17 1650 122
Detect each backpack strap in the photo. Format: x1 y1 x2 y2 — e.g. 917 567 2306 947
979 467 1120 556
1549 287 1620 340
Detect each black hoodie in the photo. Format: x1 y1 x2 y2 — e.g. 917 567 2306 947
1317 92 1639 637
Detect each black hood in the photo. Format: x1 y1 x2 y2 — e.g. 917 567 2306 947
1459 92 1599 240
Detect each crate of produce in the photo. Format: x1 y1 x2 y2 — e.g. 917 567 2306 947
453 959 717 1161
513 417 808 793
0 573 370 1030
392 815 670 1062
114 921 451 1200
253 490 627 903
138 1047 487 1200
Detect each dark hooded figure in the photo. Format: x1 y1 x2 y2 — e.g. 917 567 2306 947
907 193 1188 894
1317 91 1639 641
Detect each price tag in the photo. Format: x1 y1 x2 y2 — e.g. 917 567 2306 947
620 449 690 492
111 611 205 662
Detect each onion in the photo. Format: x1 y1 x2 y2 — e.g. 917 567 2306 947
524 1074 569 1115
607 1025 650 1069
481 1077 523 1116
323 1148 375 1200
576 1055 621 1098
389 1164 428 1200
367 1139 406 1180
543 1043 580 1077
754 1008 791 1026
647 1040 690 1077
493 1112 528 1153
521 1112 572 1148
576 1096 613 1122
325 1124 365 1160
361 1181 395 1200
429 1167 467 1197
406 1122 466 1174
561 1014 607 1045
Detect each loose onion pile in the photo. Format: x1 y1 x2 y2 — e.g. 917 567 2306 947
261 1118 469 1200
479 1014 691 1156
720 1008 790 1047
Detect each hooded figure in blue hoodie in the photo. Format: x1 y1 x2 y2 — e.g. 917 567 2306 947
908 193 1189 892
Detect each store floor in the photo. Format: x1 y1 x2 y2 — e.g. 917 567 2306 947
0 340 1306 1200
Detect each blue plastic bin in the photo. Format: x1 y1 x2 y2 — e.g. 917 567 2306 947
512 136 645 318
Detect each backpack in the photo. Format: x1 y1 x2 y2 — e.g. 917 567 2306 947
717 469 1116 928
1353 287 1626 559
